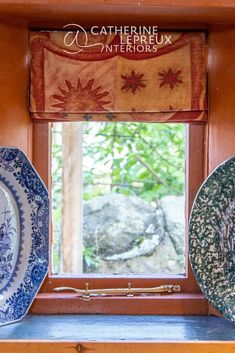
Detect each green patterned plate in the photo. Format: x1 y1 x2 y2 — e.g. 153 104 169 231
189 157 235 322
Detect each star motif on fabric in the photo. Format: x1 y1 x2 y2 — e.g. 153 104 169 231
121 70 146 94
52 78 110 111
158 68 183 89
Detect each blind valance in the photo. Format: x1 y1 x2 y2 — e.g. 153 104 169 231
30 31 207 123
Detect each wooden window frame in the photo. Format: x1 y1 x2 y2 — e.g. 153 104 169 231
31 121 208 315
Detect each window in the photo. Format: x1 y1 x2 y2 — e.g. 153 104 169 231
32 122 207 315
51 122 186 276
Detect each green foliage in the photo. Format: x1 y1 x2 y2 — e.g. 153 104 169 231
83 122 185 202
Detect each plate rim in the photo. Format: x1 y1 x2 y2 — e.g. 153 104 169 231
0 146 49 326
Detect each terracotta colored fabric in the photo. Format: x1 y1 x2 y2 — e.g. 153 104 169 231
30 31 207 122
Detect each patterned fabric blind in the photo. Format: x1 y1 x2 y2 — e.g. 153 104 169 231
30 31 207 123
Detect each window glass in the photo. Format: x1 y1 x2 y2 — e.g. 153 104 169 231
51 122 186 275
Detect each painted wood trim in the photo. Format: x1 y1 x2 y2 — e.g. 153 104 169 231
0 341 234 353
32 122 206 313
30 293 208 315
1 1 235 27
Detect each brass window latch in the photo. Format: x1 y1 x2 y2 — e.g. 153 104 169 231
54 283 181 299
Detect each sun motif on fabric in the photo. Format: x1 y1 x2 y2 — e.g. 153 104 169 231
121 70 146 94
158 68 183 90
52 79 110 111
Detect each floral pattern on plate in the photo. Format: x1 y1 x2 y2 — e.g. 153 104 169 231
0 147 49 325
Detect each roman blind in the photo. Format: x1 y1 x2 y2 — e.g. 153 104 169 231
30 30 207 122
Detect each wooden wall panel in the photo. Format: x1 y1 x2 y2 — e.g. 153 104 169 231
0 21 32 158
208 27 235 172
206 26 235 316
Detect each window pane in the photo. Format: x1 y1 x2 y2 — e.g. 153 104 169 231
51 122 186 275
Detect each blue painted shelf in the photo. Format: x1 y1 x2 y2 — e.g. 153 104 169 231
0 315 234 341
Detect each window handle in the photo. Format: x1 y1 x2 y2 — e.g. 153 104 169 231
53 284 181 298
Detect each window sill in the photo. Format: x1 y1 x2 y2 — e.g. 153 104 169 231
29 293 208 315
0 314 234 341
0 314 234 353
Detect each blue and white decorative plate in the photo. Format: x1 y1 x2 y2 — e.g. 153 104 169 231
189 157 235 323
0 147 49 325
